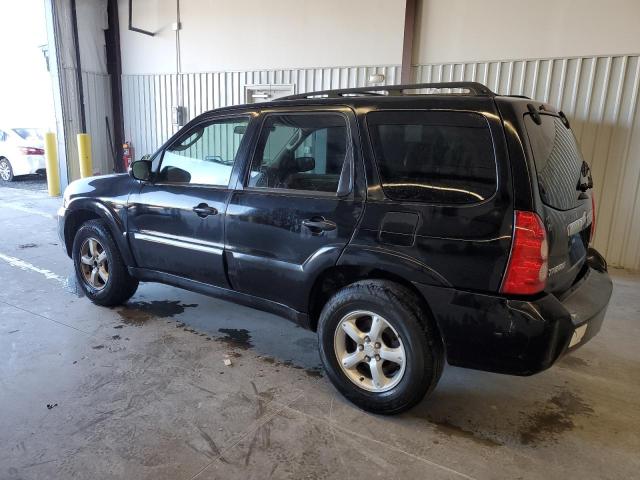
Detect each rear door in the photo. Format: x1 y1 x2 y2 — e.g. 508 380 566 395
224 108 365 312
523 112 594 293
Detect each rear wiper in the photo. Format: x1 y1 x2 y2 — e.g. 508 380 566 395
577 161 593 192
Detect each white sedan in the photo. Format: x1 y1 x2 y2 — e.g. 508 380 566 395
0 128 46 182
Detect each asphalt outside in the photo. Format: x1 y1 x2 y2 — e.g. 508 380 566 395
1 177 639 479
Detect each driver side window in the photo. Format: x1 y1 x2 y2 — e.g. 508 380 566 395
248 113 349 193
157 117 249 186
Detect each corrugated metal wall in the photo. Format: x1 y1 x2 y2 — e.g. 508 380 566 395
61 68 115 179
121 55 640 269
121 66 401 156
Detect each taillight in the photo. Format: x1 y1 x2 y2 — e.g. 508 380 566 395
590 193 596 241
501 210 548 295
18 147 44 155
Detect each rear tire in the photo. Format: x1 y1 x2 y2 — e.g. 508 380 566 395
317 280 443 415
72 219 138 306
0 158 14 182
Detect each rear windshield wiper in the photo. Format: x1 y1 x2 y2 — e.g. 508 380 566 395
577 161 593 192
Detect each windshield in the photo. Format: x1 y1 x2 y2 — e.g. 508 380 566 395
13 128 44 142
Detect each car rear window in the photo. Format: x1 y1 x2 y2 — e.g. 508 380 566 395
367 111 497 204
524 113 585 210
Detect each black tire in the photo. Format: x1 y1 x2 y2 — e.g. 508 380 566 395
72 219 138 306
0 157 14 182
317 280 444 415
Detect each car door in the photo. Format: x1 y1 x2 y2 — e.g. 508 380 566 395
127 114 254 287
224 107 365 312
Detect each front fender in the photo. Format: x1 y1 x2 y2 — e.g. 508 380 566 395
61 174 137 266
64 198 135 266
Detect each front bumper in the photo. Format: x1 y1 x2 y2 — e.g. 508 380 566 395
57 206 68 255
415 248 613 375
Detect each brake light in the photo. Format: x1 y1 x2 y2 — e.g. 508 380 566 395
501 211 548 295
590 193 596 241
18 147 44 155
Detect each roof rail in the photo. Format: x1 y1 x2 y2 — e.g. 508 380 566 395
279 82 495 100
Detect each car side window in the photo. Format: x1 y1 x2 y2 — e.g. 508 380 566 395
367 111 497 204
0 130 7 142
157 117 249 186
247 113 349 194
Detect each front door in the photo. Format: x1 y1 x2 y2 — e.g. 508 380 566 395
127 115 252 287
224 109 364 312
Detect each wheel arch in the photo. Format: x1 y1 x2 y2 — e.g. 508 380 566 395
307 264 441 339
63 200 135 266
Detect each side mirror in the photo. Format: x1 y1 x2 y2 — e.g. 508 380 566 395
296 156 315 172
130 159 152 181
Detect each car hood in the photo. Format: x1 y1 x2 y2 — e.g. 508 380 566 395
64 173 137 207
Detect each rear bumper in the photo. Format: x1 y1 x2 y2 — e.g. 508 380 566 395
11 155 46 176
414 248 613 375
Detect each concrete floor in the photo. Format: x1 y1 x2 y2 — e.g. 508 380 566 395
1 185 639 480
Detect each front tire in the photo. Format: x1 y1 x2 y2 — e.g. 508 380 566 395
72 219 138 306
318 280 443 414
0 158 14 182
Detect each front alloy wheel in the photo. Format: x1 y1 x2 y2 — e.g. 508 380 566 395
72 219 138 306
79 237 109 290
334 310 406 392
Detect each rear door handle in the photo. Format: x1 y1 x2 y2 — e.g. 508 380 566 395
302 217 337 233
193 203 218 218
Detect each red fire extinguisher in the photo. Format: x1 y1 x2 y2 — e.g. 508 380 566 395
123 141 134 170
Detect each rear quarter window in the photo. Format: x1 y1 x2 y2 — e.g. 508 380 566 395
367 111 497 204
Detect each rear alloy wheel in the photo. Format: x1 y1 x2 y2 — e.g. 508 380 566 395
318 280 444 414
0 158 14 182
334 310 406 392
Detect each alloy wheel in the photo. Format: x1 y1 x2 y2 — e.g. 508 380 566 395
333 310 406 392
79 237 109 290
0 160 11 181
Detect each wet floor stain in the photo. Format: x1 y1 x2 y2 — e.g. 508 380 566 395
518 390 594 445
558 355 590 369
304 368 323 378
18 243 38 249
115 300 198 326
63 275 85 297
217 328 253 349
258 355 323 378
426 417 503 447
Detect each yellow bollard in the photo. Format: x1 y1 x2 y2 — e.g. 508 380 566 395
44 132 60 196
77 133 93 178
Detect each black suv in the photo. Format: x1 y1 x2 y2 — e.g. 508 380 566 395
58 82 612 414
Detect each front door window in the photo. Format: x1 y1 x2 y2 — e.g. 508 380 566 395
158 117 249 186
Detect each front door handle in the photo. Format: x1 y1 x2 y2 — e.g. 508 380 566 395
193 203 218 218
302 216 337 233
